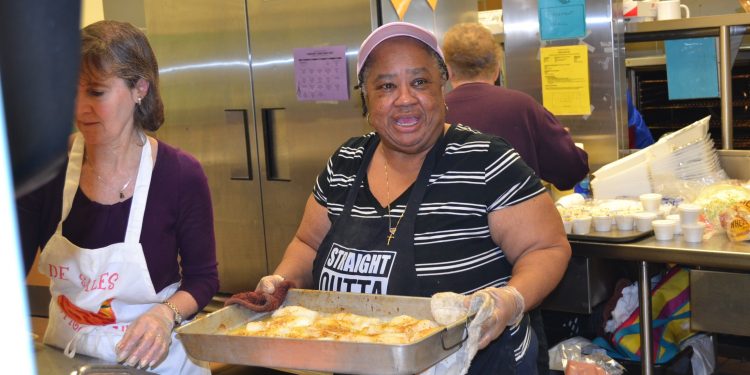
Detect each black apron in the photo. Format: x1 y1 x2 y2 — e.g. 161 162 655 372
467 315 538 374
312 129 538 374
312 132 446 296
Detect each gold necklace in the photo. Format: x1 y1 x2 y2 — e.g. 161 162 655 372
384 158 406 246
95 174 132 200
84 154 134 200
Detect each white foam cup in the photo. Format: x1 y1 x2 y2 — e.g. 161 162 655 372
666 214 682 235
678 204 702 225
652 219 676 241
634 211 658 232
615 212 635 231
640 193 662 212
572 216 592 235
593 215 613 232
682 222 705 243
563 219 573 234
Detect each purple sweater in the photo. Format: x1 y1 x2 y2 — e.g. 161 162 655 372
17 140 219 311
445 83 589 190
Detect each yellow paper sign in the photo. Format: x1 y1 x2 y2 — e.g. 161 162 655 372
540 45 591 116
391 0 412 21
426 0 438 11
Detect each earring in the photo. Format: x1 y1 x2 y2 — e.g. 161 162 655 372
366 113 370 123
445 103 449 112
136 97 142 105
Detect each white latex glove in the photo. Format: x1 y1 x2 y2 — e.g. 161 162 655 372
427 287 525 375
427 291 495 375
255 274 285 294
116 304 174 369
476 286 525 349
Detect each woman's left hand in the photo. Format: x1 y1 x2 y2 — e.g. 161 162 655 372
477 286 524 349
116 304 174 369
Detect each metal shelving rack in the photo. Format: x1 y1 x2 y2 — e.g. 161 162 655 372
618 15 750 375
624 13 750 150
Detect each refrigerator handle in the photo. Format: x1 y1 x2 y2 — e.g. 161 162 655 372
261 107 291 181
225 109 253 181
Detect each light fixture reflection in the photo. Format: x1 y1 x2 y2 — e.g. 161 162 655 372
160 51 358 73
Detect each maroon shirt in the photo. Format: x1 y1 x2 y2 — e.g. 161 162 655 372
17 140 219 311
445 83 589 190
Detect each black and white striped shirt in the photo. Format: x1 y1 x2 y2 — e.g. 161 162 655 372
313 125 545 361
314 124 545 295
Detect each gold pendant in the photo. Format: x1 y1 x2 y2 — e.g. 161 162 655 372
387 228 396 246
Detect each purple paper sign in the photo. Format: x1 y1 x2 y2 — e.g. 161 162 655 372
293 45 349 101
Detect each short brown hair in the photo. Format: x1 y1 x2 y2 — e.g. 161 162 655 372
442 23 502 82
80 20 164 132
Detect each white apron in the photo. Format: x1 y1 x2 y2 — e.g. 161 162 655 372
39 135 209 374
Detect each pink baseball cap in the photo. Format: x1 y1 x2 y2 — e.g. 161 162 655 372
357 21 444 76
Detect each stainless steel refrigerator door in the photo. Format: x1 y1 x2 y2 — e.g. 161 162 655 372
144 0 268 293
503 0 627 171
246 0 372 270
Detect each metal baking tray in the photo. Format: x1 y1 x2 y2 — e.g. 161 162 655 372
74 365 156 375
568 229 654 243
176 289 470 375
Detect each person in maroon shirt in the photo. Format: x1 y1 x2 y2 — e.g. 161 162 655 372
16 21 217 373
443 23 589 191
443 22 589 375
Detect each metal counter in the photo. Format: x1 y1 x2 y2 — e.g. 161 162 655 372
569 233 750 375
570 233 750 270
34 339 155 375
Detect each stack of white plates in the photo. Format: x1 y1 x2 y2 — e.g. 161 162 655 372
591 116 729 199
649 134 727 183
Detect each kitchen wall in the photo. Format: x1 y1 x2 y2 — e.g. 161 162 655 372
80 0 146 28
81 0 104 26
101 0 145 28
682 0 747 16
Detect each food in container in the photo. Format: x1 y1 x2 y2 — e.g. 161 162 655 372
719 200 750 242
176 289 470 375
234 305 441 344
694 184 750 232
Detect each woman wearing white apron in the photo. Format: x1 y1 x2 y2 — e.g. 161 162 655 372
17 21 217 374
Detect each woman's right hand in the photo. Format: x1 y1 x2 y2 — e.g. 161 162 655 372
255 274 285 294
116 304 174 369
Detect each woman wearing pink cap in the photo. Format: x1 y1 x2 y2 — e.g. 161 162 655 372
256 22 570 373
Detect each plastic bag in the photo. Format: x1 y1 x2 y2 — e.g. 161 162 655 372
693 182 750 235
549 337 625 375
718 200 750 242
681 334 715 375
